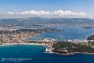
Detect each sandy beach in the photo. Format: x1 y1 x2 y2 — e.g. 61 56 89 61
0 43 44 46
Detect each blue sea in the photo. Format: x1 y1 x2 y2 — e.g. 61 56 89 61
1 26 94 63
27 26 94 41
0 45 94 63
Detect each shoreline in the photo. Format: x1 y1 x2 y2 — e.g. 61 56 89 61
44 51 94 55
51 52 94 55
0 43 44 46
26 33 40 40
1 43 94 55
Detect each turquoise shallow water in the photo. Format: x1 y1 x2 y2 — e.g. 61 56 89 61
0 45 94 63
28 26 94 41
1 26 94 63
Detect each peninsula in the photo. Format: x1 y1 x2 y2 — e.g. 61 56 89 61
51 42 94 55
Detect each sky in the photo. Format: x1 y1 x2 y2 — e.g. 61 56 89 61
0 0 94 18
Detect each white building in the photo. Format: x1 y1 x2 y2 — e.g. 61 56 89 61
43 38 56 42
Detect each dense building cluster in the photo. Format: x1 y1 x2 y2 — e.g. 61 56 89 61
0 30 38 44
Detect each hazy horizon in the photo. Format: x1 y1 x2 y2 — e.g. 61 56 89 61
0 0 94 18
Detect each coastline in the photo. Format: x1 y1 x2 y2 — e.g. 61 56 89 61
44 51 94 55
1 43 94 55
0 33 42 47
51 52 94 55
0 43 44 46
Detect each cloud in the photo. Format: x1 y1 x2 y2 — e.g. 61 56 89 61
52 10 88 17
8 12 14 15
0 10 94 18
20 10 51 15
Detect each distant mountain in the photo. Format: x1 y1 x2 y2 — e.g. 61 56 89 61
0 17 94 27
